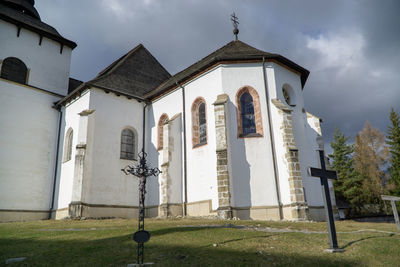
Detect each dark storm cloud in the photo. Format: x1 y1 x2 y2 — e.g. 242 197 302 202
35 0 400 151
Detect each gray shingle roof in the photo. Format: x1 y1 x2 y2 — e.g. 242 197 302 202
0 2 77 49
56 44 171 106
145 40 309 99
68 78 83 94
86 44 171 99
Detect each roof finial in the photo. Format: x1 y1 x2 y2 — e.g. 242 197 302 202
231 12 239 41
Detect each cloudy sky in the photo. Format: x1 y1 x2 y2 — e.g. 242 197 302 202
36 0 400 152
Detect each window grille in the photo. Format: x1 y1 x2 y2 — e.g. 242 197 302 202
121 129 135 160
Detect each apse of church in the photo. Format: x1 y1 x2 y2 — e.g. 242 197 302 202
0 1 336 222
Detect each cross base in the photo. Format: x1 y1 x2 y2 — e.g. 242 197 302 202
127 262 154 266
324 248 344 253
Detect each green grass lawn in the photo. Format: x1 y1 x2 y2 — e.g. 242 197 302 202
1 218 399 266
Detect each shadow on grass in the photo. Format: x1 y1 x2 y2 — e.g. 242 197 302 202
341 233 395 249
151 226 206 237
0 232 359 267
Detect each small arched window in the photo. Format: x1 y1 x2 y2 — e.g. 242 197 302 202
121 128 135 160
63 128 73 162
1 57 28 84
191 97 207 147
236 86 263 137
157 114 169 150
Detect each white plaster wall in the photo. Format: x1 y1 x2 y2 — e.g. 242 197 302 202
147 89 183 207
221 63 278 208
270 63 324 207
85 89 144 206
55 91 90 210
183 67 221 210
0 80 61 211
167 114 183 204
0 20 72 95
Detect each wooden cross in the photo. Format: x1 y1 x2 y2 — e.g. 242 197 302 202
309 150 343 252
381 195 400 232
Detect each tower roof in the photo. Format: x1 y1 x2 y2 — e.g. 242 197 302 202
0 0 77 49
1 0 40 20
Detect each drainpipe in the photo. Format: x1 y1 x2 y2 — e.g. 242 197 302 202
176 81 188 216
262 57 283 220
142 102 149 152
49 106 63 219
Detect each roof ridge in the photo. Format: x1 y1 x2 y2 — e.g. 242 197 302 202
93 43 145 80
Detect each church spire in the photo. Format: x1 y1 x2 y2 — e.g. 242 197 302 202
231 12 239 41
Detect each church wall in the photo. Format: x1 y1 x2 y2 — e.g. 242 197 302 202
221 63 279 210
183 67 221 211
271 63 326 216
0 20 72 96
147 88 184 208
0 80 61 220
84 89 144 208
55 91 91 212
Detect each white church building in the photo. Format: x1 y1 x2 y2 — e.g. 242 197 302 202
0 0 336 222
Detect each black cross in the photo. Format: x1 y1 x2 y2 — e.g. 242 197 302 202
309 150 343 252
122 149 161 264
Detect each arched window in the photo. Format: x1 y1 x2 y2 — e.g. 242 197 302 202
120 128 135 160
191 97 207 147
240 92 256 135
236 86 263 137
0 57 28 84
157 114 169 150
63 128 73 162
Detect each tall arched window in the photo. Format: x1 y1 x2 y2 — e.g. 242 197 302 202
240 92 256 135
157 114 169 150
191 97 207 147
120 128 135 160
63 128 73 162
236 86 263 137
1 57 28 84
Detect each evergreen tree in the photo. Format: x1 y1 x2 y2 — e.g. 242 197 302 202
329 128 363 210
387 108 400 195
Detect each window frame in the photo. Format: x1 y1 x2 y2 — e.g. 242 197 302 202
0 57 28 84
191 97 208 148
157 114 169 151
63 128 73 163
120 128 136 160
236 86 263 138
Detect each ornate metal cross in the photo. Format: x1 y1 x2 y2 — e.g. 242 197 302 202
122 149 161 264
309 150 343 252
231 12 239 41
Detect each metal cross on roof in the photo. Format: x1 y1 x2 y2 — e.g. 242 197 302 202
231 12 239 41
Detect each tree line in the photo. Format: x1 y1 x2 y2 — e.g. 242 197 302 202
329 108 400 216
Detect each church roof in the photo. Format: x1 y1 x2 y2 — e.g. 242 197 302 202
0 1 77 49
86 44 171 99
145 40 309 99
68 78 83 94
56 44 171 106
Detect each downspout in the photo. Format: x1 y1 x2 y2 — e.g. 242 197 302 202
262 57 283 220
176 81 188 216
49 106 63 219
142 102 149 152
